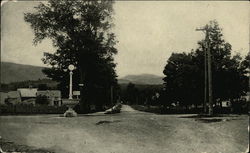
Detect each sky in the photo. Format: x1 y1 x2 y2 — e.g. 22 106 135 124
1 1 249 78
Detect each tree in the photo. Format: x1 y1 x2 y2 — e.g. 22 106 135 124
163 20 248 110
196 21 247 102
163 52 202 108
124 83 139 105
240 52 250 94
38 84 49 90
24 0 118 112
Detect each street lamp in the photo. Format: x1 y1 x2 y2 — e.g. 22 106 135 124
68 64 75 99
62 64 79 117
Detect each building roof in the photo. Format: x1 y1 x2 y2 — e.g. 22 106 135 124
37 90 61 98
7 91 21 99
0 92 8 104
17 88 38 97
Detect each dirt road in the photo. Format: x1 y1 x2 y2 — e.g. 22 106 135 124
0 105 248 153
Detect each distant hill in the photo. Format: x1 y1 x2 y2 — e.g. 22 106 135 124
117 79 130 84
1 62 164 85
1 62 47 84
119 74 164 85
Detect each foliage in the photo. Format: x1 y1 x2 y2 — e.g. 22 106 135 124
240 52 250 94
124 83 138 104
38 84 49 90
0 104 68 114
163 52 201 107
163 20 249 107
119 83 162 105
24 0 118 112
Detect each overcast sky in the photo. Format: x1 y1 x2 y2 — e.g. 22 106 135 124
1 1 249 77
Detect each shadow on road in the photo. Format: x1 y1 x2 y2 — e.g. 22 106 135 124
96 120 121 125
179 114 240 118
179 114 243 123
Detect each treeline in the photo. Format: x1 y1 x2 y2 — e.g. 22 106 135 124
119 83 163 105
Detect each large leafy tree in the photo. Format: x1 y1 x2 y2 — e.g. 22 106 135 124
163 52 202 107
163 20 248 108
24 0 118 111
240 52 250 94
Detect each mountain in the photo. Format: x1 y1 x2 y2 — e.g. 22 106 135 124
119 74 164 85
1 62 164 85
117 78 130 84
1 62 47 84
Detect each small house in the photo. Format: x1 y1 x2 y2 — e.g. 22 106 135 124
17 88 37 100
36 90 62 106
6 91 22 105
17 88 37 105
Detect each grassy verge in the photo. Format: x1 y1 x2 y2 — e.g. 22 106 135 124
131 104 249 115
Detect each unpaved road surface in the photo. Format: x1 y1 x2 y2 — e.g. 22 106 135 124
0 105 248 153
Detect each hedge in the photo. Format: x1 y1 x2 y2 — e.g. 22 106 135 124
0 104 68 115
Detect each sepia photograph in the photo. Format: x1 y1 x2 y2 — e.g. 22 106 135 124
0 0 249 153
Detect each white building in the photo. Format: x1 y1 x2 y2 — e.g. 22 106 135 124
17 88 38 100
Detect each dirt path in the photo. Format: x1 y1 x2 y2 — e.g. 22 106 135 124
0 107 248 153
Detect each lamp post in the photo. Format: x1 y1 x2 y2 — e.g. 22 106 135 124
68 64 75 99
62 64 79 117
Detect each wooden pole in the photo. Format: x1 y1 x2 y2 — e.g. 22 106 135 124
204 42 208 113
196 26 214 115
206 29 213 116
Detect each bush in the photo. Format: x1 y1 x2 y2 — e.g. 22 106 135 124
0 104 67 115
131 105 204 114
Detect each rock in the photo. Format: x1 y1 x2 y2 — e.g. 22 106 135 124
104 103 122 114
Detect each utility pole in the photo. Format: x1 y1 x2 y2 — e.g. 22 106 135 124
204 40 208 113
196 26 213 116
206 30 213 116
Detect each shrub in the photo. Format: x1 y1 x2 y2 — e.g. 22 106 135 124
0 105 67 114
